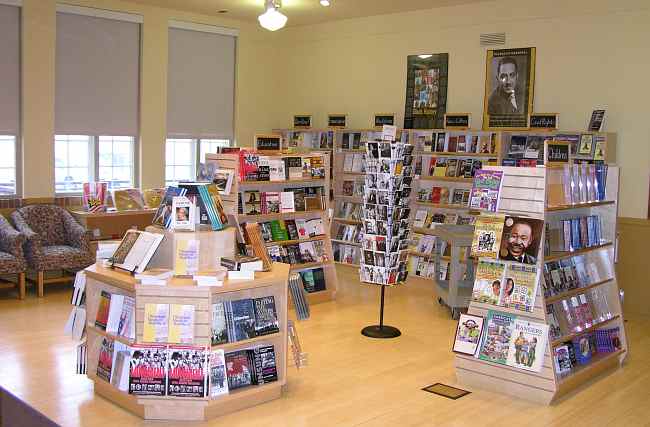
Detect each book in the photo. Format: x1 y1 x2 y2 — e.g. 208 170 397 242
253 296 280 336
117 296 136 340
168 304 195 344
470 215 505 258
253 345 278 384
554 345 573 376
170 196 195 231
112 188 145 211
209 349 229 397
452 314 484 356
240 150 259 181
143 303 169 343
280 191 295 213
505 318 549 372
211 302 229 345
588 110 606 132
167 346 207 397
229 299 257 341
502 263 539 312
286 157 303 179
95 290 111 330
97 337 114 382
109 229 164 274
82 182 108 212
106 294 125 336
152 186 187 228
128 345 167 396
472 259 507 305
174 239 200 277
498 216 544 264
111 346 132 392
213 168 235 195
225 350 254 390
469 170 503 212
478 310 515 365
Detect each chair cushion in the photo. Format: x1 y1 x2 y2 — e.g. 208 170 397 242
0 251 25 274
17 205 67 246
38 245 95 271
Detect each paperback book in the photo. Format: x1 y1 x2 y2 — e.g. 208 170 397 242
468 170 503 212
167 346 207 397
128 345 167 396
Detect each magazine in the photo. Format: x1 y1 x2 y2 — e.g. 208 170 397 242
468 170 503 212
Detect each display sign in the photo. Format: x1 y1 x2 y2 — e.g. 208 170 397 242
545 140 570 165
328 114 347 128
374 113 395 127
444 113 471 129
528 113 558 130
255 134 282 153
293 115 312 128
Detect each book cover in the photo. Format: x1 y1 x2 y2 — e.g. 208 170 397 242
117 296 136 340
472 259 507 305
478 310 515 365
213 168 235 195
204 183 228 229
97 337 114 382
95 290 111 330
239 150 259 181
554 345 573 376
225 350 254 390
82 182 107 212
498 216 544 265
280 191 295 213
471 215 505 258
174 239 200 276
128 345 167 396
112 188 145 211
143 303 169 343
111 345 131 392
310 156 325 178
209 349 229 397
152 186 187 228
167 346 207 397
286 157 303 179
254 296 280 336
230 299 257 341
257 156 270 181
505 318 549 372
469 170 503 212
168 304 195 344
453 314 485 356
171 196 195 231
501 263 539 312
253 345 278 384
106 294 125 336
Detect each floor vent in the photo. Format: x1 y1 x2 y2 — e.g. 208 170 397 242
422 383 471 400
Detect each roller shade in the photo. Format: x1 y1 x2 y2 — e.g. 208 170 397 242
0 4 20 134
167 25 235 139
55 11 140 135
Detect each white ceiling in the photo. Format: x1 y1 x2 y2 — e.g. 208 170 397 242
127 0 487 26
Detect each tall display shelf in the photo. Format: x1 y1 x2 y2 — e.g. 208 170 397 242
455 165 627 404
330 129 408 267
205 152 338 305
408 129 501 278
84 262 290 421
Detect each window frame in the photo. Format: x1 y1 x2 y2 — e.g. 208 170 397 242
165 137 231 185
54 134 139 196
0 134 20 198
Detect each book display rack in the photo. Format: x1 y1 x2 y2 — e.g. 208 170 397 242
205 151 338 305
83 262 290 421
455 164 627 404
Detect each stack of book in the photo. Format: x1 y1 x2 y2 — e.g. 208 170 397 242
242 187 325 215
417 186 471 205
267 240 328 265
426 157 485 179
412 209 475 228
239 151 326 181
258 218 325 243
542 254 605 298
553 326 621 377
298 268 327 293
547 163 608 207
415 131 497 154
359 134 413 286
546 215 603 253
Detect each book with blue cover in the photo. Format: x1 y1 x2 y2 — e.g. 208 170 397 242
152 186 187 228
229 299 257 341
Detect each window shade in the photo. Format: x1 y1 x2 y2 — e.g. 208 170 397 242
167 26 235 140
0 4 20 134
55 12 140 135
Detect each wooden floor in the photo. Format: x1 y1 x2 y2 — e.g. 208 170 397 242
0 267 649 426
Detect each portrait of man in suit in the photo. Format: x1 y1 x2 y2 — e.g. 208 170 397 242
499 216 543 265
483 47 536 129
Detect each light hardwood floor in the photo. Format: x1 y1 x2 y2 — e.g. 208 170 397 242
0 266 648 426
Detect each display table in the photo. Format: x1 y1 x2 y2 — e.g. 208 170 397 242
84 262 290 421
72 209 157 240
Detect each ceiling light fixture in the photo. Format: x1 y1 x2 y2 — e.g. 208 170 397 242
258 0 288 31
418 54 433 59
320 0 331 6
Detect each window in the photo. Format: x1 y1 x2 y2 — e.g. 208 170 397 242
55 135 136 193
166 139 197 185
165 138 231 185
0 136 16 196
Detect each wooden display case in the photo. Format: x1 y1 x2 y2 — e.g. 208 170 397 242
84 262 290 421
454 165 627 404
205 152 337 305
71 209 156 241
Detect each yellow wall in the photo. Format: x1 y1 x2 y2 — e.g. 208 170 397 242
273 0 650 219
19 0 286 195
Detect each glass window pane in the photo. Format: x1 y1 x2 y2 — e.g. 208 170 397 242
98 136 134 188
54 135 91 193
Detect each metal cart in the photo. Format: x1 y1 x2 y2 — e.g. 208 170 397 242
431 224 476 319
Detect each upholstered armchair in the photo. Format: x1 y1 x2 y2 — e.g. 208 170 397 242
0 215 26 299
11 205 95 297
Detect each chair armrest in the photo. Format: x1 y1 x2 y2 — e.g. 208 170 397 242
62 210 92 251
0 220 25 259
11 211 43 261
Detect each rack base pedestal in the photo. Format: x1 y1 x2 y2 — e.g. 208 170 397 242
361 325 401 338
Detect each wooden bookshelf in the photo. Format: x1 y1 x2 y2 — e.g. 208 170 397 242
417 151 499 158
546 200 616 211
205 152 338 306
415 201 471 210
420 176 474 183
84 262 290 421
331 239 361 247
455 165 627 405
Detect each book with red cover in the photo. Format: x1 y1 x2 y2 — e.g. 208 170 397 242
225 350 254 390
128 345 167 396
95 291 111 330
239 150 260 181
167 346 207 398
431 187 442 203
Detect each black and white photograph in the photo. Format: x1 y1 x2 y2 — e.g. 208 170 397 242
483 47 536 129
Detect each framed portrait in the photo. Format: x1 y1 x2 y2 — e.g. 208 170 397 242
452 313 485 355
483 47 536 130
403 53 449 129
